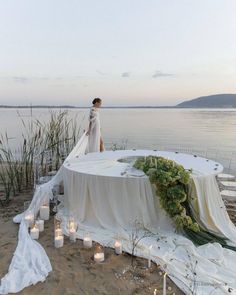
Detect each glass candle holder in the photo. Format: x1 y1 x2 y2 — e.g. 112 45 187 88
39 202 50 220
114 239 122 255
30 223 39 240
68 216 77 242
83 232 92 248
54 226 64 248
24 209 34 228
94 243 105 262
35 219 44 232
54 215 62 236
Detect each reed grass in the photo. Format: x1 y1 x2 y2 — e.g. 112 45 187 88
0 110 84 205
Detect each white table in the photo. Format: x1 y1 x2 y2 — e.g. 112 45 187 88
62 150 223 232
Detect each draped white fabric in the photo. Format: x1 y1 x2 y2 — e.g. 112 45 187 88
191 175 236 244
0 221 52 294
0 132 88 294
1 133 236 295
61 164 173 234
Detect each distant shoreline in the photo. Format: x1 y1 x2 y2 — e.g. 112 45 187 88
1 94 236 109
1 105 175 109
0 105 236 109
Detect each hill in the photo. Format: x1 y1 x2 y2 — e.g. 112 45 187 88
176 94 236 108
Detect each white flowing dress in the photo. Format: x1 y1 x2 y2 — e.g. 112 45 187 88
86 107 101 153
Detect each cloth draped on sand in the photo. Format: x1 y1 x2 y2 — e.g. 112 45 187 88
1 133 236 294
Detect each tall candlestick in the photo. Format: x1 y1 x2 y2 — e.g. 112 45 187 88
163 272 167 295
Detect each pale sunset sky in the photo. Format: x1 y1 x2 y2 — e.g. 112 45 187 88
0 0 236 106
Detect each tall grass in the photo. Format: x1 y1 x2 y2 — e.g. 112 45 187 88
0 110 84 205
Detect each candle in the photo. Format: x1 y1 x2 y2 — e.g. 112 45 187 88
147 245 152 268
154 289 157 295
83 235 92 248
163 272 167 295
24 212 34 227
94 244 105 262
36 219 44 232
69 228 76 242
55 235 64 248
114 240 122 255
94 252 104 263
148 258 151 268
55 228 62 236
40 205 50 220
30 226 39 240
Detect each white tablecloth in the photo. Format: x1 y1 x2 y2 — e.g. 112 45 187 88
62 149 224 236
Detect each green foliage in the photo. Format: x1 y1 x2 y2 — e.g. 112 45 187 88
134 156 200 232
134 155 236 250
0 110 83 205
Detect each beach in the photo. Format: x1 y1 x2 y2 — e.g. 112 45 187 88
0 192 184 295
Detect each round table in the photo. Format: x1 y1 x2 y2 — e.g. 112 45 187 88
61 150 223 232
64 149 223 177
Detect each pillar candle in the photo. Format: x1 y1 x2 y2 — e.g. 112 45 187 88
30 226 39 240
36 219 44 232
55 235 64 248
40 205 50 220
55 228 62 236
83 236 92 248
24 213 34 227
114 240 122 255
69 228 76 242
94 252 104 263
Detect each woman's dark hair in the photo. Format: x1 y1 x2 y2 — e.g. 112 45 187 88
92 97 102 105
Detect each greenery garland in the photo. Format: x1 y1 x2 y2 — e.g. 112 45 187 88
133 155 199 232
133 155 236 250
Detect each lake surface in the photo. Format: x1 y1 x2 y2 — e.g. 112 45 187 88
0 108 236 173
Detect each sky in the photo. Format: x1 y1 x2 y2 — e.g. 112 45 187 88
0 0 236 107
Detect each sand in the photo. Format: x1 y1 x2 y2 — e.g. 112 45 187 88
1 189 236 295
0 192 185 295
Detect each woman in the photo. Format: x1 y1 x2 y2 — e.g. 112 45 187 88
86 98 105 152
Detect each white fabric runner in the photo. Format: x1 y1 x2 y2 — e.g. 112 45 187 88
191 174 236 244
0 220 52 294
1 133 236 294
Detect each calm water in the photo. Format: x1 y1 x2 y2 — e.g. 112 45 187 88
0 108 236 173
